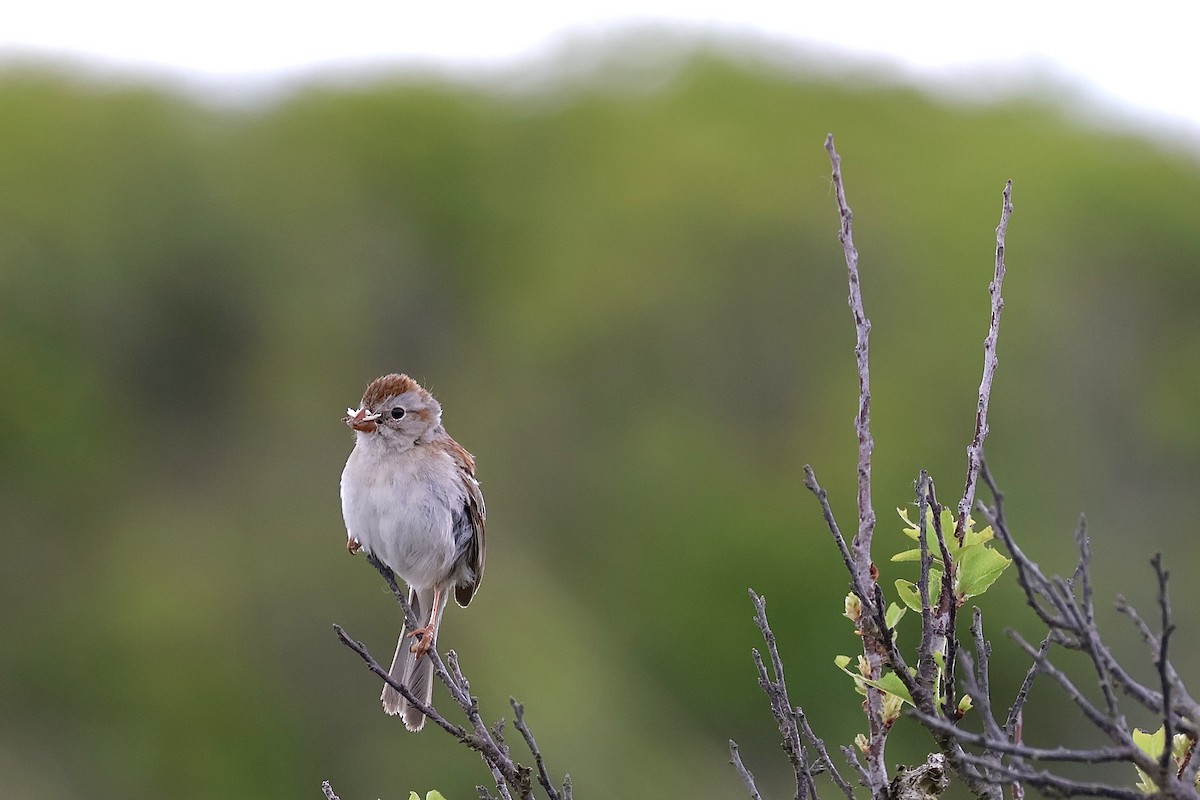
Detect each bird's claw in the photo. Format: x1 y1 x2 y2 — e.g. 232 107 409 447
347 538 361 554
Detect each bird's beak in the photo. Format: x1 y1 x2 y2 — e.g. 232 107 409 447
345 406 381 433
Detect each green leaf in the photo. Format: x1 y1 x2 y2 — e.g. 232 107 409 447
963 523 995 547
1133 726 1166 759
897 506 965 553
885 602 907 630
870 670 914 706
897 507 920 540
895 579 922 612
895 573 940 612
1133 766 1156 795
891 548 923 562
956 545 1012 599
427 793 448 800
835 653 915 707
834 655 868 697
1132 727 1165 794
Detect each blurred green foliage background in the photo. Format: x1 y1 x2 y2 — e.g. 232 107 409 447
3 36 1200 799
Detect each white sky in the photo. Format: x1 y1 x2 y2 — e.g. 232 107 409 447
3 1 1199 145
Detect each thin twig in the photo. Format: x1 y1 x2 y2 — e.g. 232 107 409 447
1115 595 1200 729
749 590 815 798
825 134 889 796
804 465 870 613
841 745 872 790
911 711 1134 763
1004 632 1049 740
797 706 857 800
1006 630 1123 740
512 698 561 800
333 624 466 738
978 502 1066 631
730 741 766 800
915 473 937 692
321 780 341 800
955 180 1012 543
1153 554 1177 780
824 133 876 575
967 609 1006 748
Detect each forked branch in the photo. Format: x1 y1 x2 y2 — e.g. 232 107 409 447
328 556 569 800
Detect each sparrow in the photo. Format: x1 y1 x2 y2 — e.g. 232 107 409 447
340 373 486 731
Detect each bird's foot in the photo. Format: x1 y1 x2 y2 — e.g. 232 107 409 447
347 538 361 555
408 624 436 658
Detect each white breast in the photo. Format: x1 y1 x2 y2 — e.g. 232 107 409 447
340 440 464 591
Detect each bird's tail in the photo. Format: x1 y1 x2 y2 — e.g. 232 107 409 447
381 587 442 731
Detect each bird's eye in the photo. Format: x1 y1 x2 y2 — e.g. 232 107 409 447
391 407 406 419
